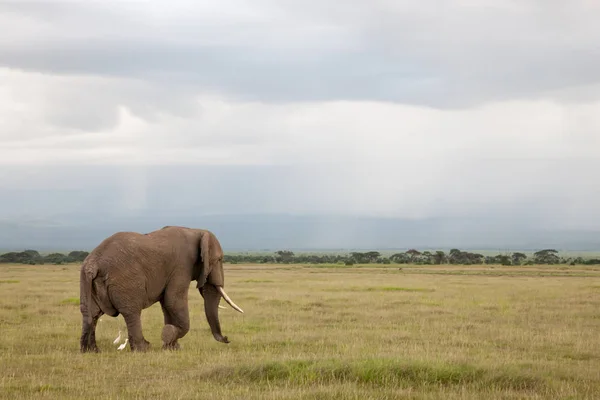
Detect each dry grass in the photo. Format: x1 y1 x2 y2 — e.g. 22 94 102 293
1 263 600 399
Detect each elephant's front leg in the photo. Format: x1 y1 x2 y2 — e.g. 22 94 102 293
160 295 190 350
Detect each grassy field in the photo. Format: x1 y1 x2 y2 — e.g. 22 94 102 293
1 263 599 399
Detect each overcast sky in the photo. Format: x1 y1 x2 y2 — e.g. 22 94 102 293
1 1 600 232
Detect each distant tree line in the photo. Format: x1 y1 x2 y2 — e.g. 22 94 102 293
1 248 599 266
0 250 89 265
225 248 600 266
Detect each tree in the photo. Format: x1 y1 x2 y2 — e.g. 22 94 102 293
390 253 409 264
275 250 295 263
449 249 484 265
533 249 560 264
44 253 67 265
418 251 433 265
512 252 527 265
23 250 42 259
449 248 461 257
0 250 42 264
68 251 89 262
499 254 512 266
364 251 381 263
448 249 462 264
405 249 421 263
433 251 447 265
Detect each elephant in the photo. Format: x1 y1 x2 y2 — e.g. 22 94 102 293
79 225 243 353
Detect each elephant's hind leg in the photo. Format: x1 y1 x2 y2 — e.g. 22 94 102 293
160 292 190 350
80 304 103 353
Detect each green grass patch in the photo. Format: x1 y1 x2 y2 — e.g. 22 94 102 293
0 280 19 284
203 359 544 391
305 263 390 269
329 286 435 293
563 352 596 361
60 297 80 305
401 270 599 278
364 286 435 293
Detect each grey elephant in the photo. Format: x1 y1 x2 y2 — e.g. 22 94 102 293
79 226 243 353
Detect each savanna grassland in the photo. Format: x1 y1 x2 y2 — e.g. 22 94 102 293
1 263 600 399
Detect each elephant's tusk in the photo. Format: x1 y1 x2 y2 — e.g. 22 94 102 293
218 305 226 309
216 286 244 313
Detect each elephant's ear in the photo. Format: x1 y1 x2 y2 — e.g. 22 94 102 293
199 231 211 287
199 231 225 287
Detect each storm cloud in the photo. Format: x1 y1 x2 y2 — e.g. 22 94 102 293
1 0 599 249
2 1 600 106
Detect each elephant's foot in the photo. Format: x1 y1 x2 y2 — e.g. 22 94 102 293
161 324 181 350
80 325 101 353
80 344 100 353
130 338 150 352
80 334 100 353
162 341 181 351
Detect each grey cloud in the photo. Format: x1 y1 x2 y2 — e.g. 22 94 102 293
1 69 202 133
46 94 121 133
1 1 599 108
0 161 581 219
1 1 600 251
1 162 599 251
1 40 412 103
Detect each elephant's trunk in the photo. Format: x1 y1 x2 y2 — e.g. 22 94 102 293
200 284 230 343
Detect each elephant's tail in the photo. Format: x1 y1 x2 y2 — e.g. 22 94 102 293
80 262 98 326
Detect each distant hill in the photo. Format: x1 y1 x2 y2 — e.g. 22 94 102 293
1 213 599 252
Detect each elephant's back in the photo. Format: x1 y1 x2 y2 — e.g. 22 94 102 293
86 232 161 268
90 231 145 254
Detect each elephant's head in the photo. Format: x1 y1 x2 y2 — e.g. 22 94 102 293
196 230 243 343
